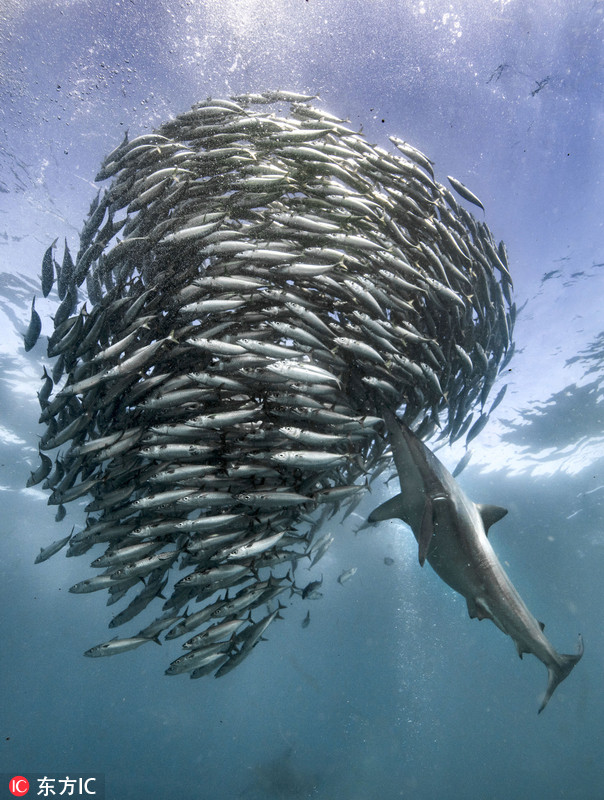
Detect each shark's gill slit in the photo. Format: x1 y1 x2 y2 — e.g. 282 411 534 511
26 90 581 708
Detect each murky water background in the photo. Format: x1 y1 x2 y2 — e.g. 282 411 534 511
1 2 602 798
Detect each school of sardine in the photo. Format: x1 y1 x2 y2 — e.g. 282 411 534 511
27 90 514 679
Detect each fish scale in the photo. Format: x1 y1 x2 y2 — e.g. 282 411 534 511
30 91 513 679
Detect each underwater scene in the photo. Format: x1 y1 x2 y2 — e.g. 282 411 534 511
0 1 602 798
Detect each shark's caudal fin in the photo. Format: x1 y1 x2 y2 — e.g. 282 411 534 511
538 634 584 714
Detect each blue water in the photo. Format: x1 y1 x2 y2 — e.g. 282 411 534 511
1 2 602 798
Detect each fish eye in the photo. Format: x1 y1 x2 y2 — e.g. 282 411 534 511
30 96 519 693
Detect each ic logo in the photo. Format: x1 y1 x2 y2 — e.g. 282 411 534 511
9 776 29 796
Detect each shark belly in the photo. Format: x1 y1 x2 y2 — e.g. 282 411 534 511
428 495 582 711
369 408 583 711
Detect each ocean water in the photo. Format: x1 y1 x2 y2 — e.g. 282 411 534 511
0 2 602 798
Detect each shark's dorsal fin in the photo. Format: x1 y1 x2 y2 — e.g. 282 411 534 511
476 504 508 535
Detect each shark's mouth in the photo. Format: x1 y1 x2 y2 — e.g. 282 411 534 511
29 90 513 679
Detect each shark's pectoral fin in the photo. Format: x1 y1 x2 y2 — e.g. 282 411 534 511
420 493 452 566
372 490 442 567
476 503 508 535
418 496 435 567
367 493 410 525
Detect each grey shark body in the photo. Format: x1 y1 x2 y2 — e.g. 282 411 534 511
369 407 583 712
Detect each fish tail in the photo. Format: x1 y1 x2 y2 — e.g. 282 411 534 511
538 634 584 714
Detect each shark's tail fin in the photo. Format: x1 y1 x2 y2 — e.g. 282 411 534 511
538 634 584 714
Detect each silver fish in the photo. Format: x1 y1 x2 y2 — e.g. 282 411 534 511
31 91 516 687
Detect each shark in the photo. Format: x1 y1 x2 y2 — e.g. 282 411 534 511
369 406 583 713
